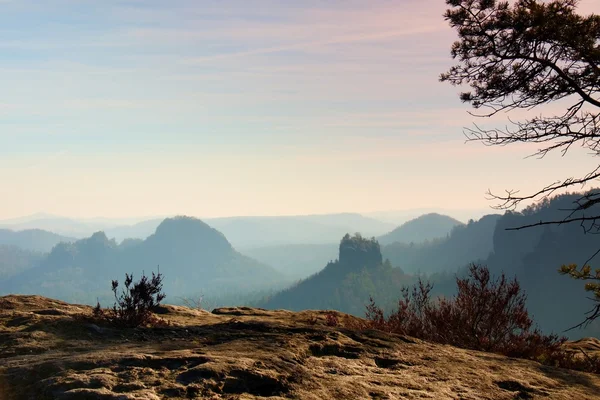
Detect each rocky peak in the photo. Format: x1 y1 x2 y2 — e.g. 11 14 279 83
338 233 382 270
149 216 232 253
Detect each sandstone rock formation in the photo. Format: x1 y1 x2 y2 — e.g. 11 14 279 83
1 295 599 399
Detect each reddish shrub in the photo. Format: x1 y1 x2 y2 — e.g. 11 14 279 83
364 264 591 372
430 265 552 353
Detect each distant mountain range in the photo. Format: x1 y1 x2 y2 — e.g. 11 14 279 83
0 212 396 249
258 214 503 315
101 213 395 248
0 215 108 238
206 213 394 249
0 211 479 309
0 213 168 239
0 209 486 253
4 199 598 338
0 212 469 292
244 213 468 280
0 217 287 305
256 193 600 338
0 229 75 253
364 208 489 226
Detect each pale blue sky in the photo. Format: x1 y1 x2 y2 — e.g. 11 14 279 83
1 0 598 219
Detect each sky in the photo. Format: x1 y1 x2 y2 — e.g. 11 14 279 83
1 0 598 219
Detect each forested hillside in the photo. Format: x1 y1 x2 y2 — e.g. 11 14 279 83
382 214 500 274
0 217 287 305
262 234 414 315
0 246 44 280
260 193 600 338
484 194 600 337
382 194 600 337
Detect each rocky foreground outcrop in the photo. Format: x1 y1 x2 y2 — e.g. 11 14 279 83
1 295 599 399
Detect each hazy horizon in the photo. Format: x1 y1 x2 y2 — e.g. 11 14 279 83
3 0 597 219
0 206 494 221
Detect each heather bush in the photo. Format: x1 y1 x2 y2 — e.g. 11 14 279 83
364 264 598 372
94 269 166 328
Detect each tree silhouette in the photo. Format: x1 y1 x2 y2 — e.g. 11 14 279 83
441 0 600 325
442 0 599 211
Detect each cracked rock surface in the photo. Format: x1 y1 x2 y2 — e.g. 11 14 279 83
1 295 599 399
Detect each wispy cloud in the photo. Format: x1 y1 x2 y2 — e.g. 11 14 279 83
182 24 445 64
2 0 596 218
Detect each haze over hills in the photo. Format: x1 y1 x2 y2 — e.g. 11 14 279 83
0 210 480 250
104 218 167 242
0 216 287 305
262 234 413 315
206 213 395 249
377 213 465 246
0 212 396 248
0 213 169 239
244 243 339 280
0 211 471 290
108 213 396 247
0 213 153 227
257 192 600 338
0 229 75 253
381 214 501 274
246 213 470 282
0 215 107 238
0 229 75 281
2 194 600 338
482 194 600 337
364 208 490 226
0 246 44 280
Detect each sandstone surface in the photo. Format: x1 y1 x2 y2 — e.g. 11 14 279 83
1 295 599 399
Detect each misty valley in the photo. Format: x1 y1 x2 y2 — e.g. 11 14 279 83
1 194 599 339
